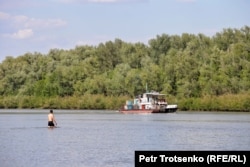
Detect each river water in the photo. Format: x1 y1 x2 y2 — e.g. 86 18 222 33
0 110 250 167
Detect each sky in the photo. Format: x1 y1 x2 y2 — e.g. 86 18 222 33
0 0 249 62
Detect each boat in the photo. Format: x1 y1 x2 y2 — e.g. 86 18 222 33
119 91 178 114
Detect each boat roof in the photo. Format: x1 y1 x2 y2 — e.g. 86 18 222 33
144 92 165 96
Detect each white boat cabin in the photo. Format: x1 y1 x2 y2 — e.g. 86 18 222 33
125 92 168 110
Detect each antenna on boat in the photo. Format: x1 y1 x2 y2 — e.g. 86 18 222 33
146 83 148 93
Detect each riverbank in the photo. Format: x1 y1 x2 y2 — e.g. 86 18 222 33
178 93 250 112
0 93 249 112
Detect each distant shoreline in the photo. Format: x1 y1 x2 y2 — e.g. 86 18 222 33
0 94 249 112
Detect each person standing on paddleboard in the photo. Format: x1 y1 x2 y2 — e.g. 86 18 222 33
48 109 57 127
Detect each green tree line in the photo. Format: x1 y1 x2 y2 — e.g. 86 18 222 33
0 26 250 111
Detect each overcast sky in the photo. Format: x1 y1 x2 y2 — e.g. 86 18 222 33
0 0 249 62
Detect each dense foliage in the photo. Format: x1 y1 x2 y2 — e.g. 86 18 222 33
1 26 250 111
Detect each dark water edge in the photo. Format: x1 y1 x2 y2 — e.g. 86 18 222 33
0 108 249 114
0 110 250 167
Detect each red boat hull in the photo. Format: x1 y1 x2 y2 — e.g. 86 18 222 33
119 108 177 114
119 109 157 114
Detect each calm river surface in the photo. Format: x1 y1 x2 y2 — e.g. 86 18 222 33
0 110 250 167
